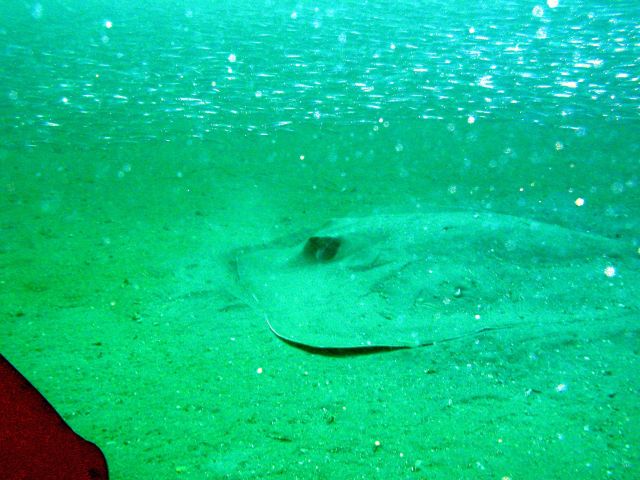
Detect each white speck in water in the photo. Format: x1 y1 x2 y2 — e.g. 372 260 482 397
478 75 493 89
32 3 43 19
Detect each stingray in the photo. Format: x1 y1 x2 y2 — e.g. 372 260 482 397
231 212 638 355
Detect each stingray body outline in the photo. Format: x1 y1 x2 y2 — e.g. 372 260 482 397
232 211 638 355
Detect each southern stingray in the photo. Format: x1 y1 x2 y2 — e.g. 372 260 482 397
231 212 637 355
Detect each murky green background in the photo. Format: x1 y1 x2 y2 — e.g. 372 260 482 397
1 1 638 478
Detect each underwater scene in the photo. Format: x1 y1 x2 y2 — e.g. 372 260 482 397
1 0 638 478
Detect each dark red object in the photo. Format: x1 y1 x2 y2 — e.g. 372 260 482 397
0 354 109 479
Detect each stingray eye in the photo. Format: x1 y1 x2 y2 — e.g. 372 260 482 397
303 236 341 262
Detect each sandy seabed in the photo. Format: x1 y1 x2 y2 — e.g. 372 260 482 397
1 142 638 480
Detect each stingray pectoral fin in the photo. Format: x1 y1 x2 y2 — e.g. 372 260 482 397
265 315 528 356
264 316 415 356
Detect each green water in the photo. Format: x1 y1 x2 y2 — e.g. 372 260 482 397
1 1 638 479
